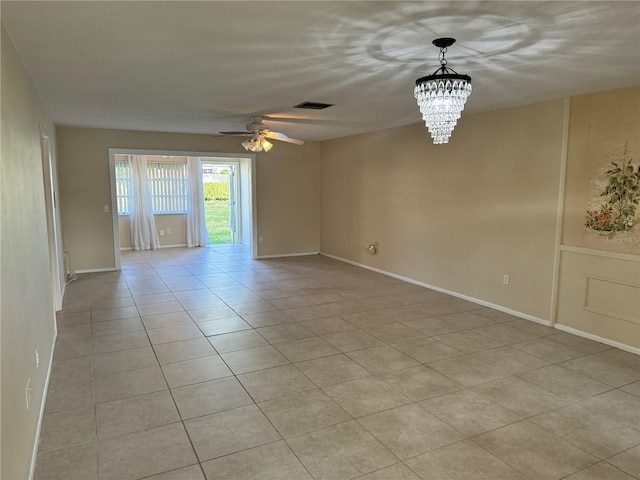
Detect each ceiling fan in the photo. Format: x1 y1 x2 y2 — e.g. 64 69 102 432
219 116 304 152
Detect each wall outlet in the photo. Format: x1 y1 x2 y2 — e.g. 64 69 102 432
25 378 32 409
103 204 110 213
159 230 165 237
35 349 40 368
503 274 510 285
259 236 264 243
166 227 171 234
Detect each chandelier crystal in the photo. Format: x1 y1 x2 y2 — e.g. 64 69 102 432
414 38 472 144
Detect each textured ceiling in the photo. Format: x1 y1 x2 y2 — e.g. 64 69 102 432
2 1 639 141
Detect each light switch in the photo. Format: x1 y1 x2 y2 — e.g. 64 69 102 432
103 205 110 213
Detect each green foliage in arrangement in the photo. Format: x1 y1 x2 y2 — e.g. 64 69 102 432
585 158 640 234
203 182 229 201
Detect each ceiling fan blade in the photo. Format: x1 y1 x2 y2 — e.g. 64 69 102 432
264 131 304 145
218 131 251 136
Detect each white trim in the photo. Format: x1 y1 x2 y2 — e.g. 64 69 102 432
74 267 118 274
28 332 57 480
583 274 640 325
550 97 571 327
200 159 241 243
320 252 550 326
40 125 63 310
554 323 640 355
108 151 121 270
256 251 320 259
121 244 190 250
120 245 194 252
250 156 258 260
560 244 640 262
321 252 639 353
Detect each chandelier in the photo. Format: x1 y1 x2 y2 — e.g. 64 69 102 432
241 134 273 153
414 38 472 144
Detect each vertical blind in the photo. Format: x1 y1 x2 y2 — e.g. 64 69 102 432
115 161 132 215
116 160 189 214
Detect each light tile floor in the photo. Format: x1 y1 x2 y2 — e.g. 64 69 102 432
35 245 640 480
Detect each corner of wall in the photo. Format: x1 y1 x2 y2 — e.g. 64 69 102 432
1 23 59 480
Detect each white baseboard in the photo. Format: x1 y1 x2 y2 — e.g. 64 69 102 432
120 244 188 251
320 252 640 354
59 282 66 313
28 331 57 480
320 252 550 326
74 267 118 274
256 251 320 259
554 324 640 355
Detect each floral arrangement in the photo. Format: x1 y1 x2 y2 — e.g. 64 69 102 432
585 157 639 234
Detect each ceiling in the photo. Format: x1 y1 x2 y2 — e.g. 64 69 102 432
2 1 639 141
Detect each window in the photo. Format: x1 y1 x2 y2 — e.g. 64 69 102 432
147 162 188 214
116 159 189 215
115 160 131 215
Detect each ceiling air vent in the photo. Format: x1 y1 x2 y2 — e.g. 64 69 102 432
294 101 334 110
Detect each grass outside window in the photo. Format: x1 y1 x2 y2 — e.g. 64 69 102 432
205 199 232 244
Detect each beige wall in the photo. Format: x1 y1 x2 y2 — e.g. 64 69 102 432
119 214 188 249
320 99 567 321
256 141 322 256
57 127 321 269
556 250 639 347
1 25 59 479
556 86 640 348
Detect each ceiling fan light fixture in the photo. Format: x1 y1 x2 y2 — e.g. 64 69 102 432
414 37 472 144
261 138 273 152
241 135 273 153
241 138 253 151
224 116 303 152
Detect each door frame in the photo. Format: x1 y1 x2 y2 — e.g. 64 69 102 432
108 148 257 269
200 159 241 244
40 125 63 310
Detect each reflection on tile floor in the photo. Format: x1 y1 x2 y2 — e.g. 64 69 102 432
36 245 640 480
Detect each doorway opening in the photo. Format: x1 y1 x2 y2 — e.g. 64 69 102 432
108 149 257 269
202 162 237 244
200 156 254 248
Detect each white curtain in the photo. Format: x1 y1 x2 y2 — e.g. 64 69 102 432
186 157 209 247
129 155 160 251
